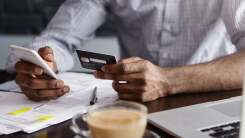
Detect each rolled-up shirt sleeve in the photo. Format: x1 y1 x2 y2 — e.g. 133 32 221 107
222 0 245 50
6 0 107 72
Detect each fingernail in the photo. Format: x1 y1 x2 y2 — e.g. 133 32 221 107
101 66 106 72
63 87 69 93
94 72 98 78
44 54 53 61
56 81 63 88
34 68 43 75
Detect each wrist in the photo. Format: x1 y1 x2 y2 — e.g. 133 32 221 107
161 66 192 95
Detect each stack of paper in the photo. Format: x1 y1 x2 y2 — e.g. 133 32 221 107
0 72 118 135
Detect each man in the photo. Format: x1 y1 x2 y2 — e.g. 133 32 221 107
7 0 245 102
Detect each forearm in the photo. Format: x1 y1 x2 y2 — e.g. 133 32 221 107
165 50 245 95
164 0 245 95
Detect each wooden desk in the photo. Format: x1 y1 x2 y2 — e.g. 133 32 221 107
0 71 242 138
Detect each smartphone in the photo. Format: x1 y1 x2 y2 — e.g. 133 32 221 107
9 45 58 79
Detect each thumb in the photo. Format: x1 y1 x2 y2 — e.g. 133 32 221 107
38 46 54 62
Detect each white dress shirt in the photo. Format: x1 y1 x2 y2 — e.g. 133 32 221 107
6 0 245 72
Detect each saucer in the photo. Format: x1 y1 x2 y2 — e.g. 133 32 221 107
73 130 161 138
144 130 161 138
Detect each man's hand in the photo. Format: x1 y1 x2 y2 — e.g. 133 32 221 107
94 57 170 102
15 47 70 101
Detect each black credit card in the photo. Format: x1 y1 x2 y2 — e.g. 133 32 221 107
76 50 117 70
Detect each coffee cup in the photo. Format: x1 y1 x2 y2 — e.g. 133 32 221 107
71 101 148 138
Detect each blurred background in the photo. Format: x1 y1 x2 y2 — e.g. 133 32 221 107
0 0 119 71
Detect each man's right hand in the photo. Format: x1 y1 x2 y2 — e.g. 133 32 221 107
15 47 70 101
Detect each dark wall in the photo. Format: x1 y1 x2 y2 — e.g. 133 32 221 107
0 0 116 36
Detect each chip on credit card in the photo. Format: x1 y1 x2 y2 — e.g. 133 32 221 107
76 50 117 70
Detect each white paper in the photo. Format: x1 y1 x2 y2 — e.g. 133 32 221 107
0 122 21 135
0 72 118 134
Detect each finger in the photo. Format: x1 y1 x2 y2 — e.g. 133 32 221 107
95 71 146 84
94 70 132 81
101 61 146 74
38 47 54 62
112 81 142 94
15 61 43 76
63 85 70 94
16 74 65 89
118 57 142 64
141 91 161 102
21 85 69 101
118 93 141 101
36 88 67 98
21 87 46 101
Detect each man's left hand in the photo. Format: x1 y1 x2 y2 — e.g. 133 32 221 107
94 57 171 102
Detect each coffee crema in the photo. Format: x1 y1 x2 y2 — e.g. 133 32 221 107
87 109 147 138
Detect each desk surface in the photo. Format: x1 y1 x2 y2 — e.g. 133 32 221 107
0 71 242 138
